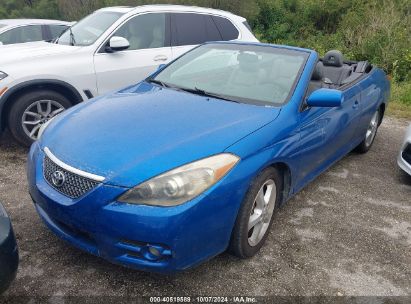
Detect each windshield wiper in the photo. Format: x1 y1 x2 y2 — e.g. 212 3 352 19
180 86 239 103
54 27 68 44
147 78 168 88
147 80 239 103
147 78 170 88
69 27 76 46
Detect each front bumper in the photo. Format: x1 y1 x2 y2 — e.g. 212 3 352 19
398 143 411 176
398 125 411 176
0 75 15 132
0 203 19 294
27 143 248 273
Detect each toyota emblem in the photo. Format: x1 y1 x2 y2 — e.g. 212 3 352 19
51 170 66 188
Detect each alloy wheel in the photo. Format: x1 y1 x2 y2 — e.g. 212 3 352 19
21 100 65 140
365 110 379 147
247 179 277 247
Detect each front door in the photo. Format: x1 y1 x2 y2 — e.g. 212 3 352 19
295 85 362 190
94 13 172 94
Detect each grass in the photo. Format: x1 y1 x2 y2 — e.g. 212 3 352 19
387 81 411 120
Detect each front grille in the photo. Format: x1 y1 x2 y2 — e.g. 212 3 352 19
43 155 99 199
402 143 411 165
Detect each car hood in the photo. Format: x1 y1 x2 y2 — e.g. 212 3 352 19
40 82 280 187
0 41 80 65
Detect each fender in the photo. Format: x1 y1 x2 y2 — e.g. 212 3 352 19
0 79 84 132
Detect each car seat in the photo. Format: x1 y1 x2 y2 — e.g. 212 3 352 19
322 50 352 86
225 52 260 98
307 62 325 96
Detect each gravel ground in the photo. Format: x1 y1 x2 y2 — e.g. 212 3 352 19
0 116 410 299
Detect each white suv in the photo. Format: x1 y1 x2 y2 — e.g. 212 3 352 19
0 5 257 146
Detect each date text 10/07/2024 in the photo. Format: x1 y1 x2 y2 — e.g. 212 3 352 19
149 296 258 303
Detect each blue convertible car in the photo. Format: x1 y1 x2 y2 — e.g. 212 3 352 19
27 42 390 273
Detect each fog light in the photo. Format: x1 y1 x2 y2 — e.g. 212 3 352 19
149 246 161 257
141 245 163 261
119 240 172 262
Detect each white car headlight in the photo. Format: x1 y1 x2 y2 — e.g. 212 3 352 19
0 71 8 81
37 117 55 140
118 153 240 206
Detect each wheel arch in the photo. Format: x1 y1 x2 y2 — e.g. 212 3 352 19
0 79 84 131
378 102 386 126
268 161 292 206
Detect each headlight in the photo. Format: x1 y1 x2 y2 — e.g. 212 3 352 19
37 117 55 140
118 153 240 206
0 71 8 80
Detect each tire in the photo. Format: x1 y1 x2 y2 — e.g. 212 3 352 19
355 108 381 154
229 167 283 258
8 90 72 147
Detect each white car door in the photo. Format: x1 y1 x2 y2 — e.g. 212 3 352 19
93 13 172 94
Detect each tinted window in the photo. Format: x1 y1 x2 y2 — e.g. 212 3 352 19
114 13 167 50
205 15 222 41
171 13 222 46
49 24 69 40
0 25 43 45
212 16 239 40
243 21 252 31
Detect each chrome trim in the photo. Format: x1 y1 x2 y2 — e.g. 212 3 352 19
44 147 105 182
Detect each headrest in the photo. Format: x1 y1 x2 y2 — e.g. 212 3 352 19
323 50 344 67
311 62 323 81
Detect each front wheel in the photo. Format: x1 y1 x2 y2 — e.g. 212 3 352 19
8 90 72 147
229 167 282 258
355 108 381 154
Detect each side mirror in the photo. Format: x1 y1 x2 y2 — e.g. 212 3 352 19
306 88 343 108
157 64 166 71
106 36 130 53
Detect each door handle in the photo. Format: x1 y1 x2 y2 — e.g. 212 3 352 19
353 100 359 109
154 55 168 62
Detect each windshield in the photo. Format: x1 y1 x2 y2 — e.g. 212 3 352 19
153 44 308 105
57 11 123 46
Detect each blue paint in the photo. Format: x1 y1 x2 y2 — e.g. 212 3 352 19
306 88 343 107
27 42 390 273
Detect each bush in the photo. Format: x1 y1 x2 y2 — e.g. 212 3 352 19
252 0 411 79
0 0 410 116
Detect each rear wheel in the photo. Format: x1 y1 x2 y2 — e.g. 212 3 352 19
229 167 282 258
355 108 381 154
8 90 72 146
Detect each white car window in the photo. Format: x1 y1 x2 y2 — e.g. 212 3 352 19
0 25 43 45
113 13 167 51
48 24 69 40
